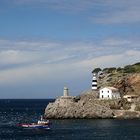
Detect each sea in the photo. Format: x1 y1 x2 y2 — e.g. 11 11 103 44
0 99 140 140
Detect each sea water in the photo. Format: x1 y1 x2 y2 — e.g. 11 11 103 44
0 99 140 140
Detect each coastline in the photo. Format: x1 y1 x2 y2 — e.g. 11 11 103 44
44 90 140 119
44 71 140 119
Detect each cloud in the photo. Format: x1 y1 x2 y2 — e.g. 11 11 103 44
0 50 39 65
0 64 44 85
89 0 140 24
8 0 140 24
0 38 139 86
94 6 140 24
11 0 97 11
101 38 131 46
90 50 140 68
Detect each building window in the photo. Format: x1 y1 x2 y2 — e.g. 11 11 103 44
107 90 109 93
108 95 109 98
102 95 104 98
102 90 103 93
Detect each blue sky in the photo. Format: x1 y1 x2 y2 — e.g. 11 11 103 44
0 0 140 98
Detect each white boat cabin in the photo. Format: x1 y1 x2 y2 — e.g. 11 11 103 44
99 87 120 100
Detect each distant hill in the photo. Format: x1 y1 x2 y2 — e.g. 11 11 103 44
92 62 140 96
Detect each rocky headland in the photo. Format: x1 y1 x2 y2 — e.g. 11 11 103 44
44 63 140 119
45 91 113 119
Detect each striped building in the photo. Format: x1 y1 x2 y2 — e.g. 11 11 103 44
92 73 97 90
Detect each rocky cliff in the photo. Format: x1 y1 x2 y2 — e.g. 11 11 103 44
98 73 140 96
44 91 114 119
44 90 140 119
97 62 140 96
44 63 140 119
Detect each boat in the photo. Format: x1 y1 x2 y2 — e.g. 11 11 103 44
20 124 50 129
18 115 50 130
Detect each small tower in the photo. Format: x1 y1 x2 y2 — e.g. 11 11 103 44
63 86 69 97
92 73 97 90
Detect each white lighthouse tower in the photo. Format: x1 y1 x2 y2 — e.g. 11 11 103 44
92 73 97 90
63 86 69 97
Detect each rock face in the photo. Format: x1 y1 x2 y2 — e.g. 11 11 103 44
44 91 113 119
98 73 140 96
113 110 140 119
44 90 140 119
44 70 140 119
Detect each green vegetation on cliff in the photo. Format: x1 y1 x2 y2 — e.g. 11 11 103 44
92 62 140 74
123 62 140 73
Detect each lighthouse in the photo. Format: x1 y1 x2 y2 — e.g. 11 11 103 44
92 73 97 90
63 86 69 97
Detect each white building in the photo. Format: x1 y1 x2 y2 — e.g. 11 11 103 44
123 94 139 102
99 87 120 100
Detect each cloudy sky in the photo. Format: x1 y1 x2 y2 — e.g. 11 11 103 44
0 0 140 98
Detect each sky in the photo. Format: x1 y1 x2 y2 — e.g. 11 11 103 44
0 0 140 98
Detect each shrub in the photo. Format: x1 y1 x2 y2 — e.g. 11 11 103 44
103 67 116 73
92 68 102 73
124 65 136 73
